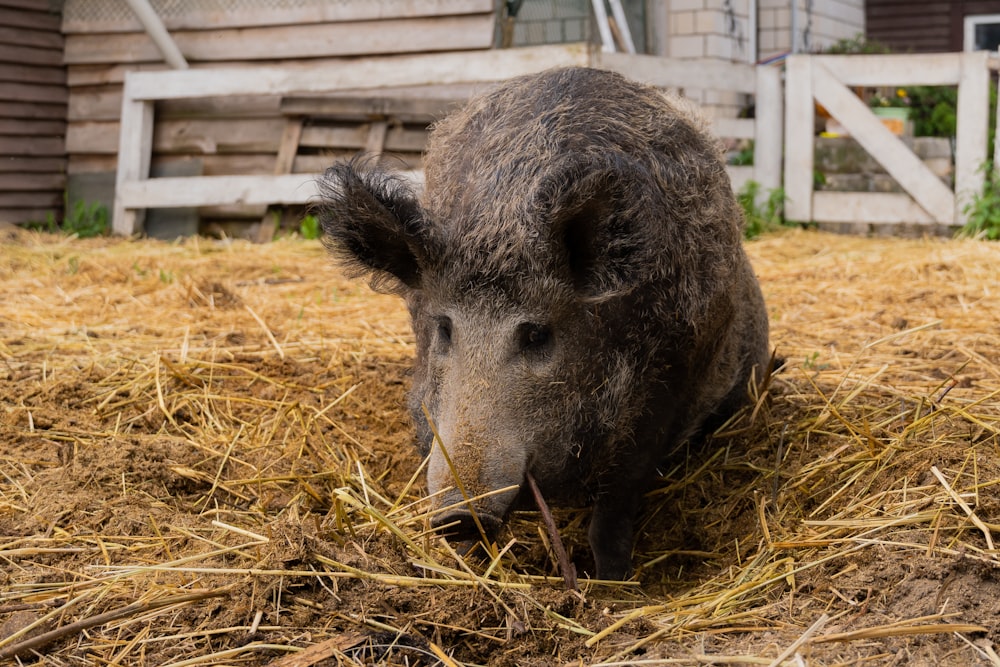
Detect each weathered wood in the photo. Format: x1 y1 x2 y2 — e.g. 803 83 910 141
596 51 759 94
0 135 66 156
299 125 427 153
0 156 66 173
0 62 66 85
783 55 813 222
0 6 61 31
0 119 66 135
0 172 65 191
0 101 66 119
122 45 590 101
812 61 955 224
112 94 153 236
954 50 990 225
364 121 389 155
816 53 963 87
0 207 57 223
812 192 935 225
0 81 67 104
0 24 63 50
281 94 465 123
67 118 287 154
0 190 62 207
61 0 493 33
753 65 783 195
0 42 62 66
64 15 496 65
273 118 304 176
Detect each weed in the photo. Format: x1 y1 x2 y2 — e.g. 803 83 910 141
299 214 321 240
960 166 1000 240
27 197 109 238
738 180 789 239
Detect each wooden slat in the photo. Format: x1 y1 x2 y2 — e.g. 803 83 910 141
812 192 935 224
0 172 65 191
812 60 954 223
0 24 62 50
0 6 61 31
281 94 465 123
299 125 427 153
0 42 62 66
64 15 496 65
815 53 963 87
0 208 59 223
0 118 66 135
0 190 62 207
67 118 287 154
61 0 493 33
0 156 66 173
596 51 758 94
0 63 66 85
0 101 66 119
112 95 153 235
0 135 65 156
783 55 813 222
1 81 67 105
121 45 589 102
954 50 990 225
753 65 783 194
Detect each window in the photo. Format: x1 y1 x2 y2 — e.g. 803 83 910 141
964 14 1000 52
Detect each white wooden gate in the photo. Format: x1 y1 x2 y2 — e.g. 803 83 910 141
784 52 997 228
111 45 782 236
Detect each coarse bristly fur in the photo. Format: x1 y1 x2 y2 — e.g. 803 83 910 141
314 67 771 580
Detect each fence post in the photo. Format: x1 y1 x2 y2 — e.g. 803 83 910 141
753 65 783 196
783 55 813 223
954 50 990 225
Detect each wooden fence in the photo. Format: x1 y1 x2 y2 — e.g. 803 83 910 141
111 44 783 235
784 51 998 229
0 0 66 225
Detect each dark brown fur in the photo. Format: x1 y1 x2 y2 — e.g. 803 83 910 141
316 67 770 580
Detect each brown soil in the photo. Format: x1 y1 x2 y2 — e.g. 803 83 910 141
1 226 998 666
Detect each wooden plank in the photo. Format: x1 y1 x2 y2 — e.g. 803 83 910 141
299 125 427 153
0 101 66 119
0 24 62 50
273 118 304 176
710 117 754 140
815 53 963 87
0 81 67 105
596 51 758 94
118 172 426 209
0 190 62 207
281 95 465 123
0 135 65 156
0 208 59 223
67 118 287 154
64 15 496 65
0 62 66 85
783 55 813 222
0 6 61 31
0 118 65 135
364 121 390 154
112 94 153 235
954 50 990 225
812 192 935 224
0 172 65 191
61 0 494 33
122 45 590 102
0 42 62 66
753 65 783 194
812 60 954 224
0 156 66 173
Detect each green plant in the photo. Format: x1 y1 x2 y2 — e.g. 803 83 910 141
960 167 1000 240
823 34 890 55
299 214 321 240
737 180 788 239
62 198 108 238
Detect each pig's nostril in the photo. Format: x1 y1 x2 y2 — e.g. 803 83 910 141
432 511 502 544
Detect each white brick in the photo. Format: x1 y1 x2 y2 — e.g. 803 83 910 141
695 9 725 34
672 10 695 35
705 33 734 58
669 34 705 58
670 0 706 11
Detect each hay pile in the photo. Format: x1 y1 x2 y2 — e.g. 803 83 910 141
1 225 998 666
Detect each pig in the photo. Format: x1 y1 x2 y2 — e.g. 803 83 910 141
315 67 771 580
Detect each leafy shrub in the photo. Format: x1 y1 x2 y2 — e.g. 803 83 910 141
299 214 321 240
960 169 1000 240
738 180 789 239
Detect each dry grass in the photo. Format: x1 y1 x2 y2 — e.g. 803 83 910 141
1 225 998 666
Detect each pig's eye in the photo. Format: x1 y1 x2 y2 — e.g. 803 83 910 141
518 322 552 355
435 317 453 348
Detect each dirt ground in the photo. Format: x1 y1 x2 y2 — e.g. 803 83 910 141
1 225 999 666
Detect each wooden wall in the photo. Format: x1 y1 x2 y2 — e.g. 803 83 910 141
60 0 496 234
0 0 67 225
866 0 1000 53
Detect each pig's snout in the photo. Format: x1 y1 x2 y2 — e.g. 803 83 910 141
431 507 504 545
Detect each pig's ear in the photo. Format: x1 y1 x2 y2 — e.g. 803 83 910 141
549 168 651 302
315 161 426 292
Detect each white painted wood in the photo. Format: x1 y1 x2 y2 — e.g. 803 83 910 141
112 94 153 236
125 45 590 101
65 15 496 65
753 65 783 194
607 0 637 54
597 52 757 93
812 61 955 224
783 55 813 222
117 172 424 208
954 50 991 224
591 0 615 53
812 192 935 225
63 0 493 33
123 0 188 69
726 165 754 192
710 117 755 139
816 54 963 87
